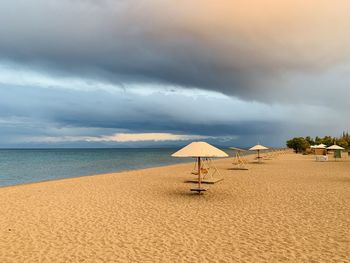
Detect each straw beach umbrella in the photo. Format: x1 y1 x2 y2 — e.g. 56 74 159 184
249 144 268 163
327 144 345 150
172 142 228 193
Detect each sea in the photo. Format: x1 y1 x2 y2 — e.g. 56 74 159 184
0 148 236 187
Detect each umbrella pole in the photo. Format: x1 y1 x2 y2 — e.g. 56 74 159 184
198 157 201 189
258 150 260 162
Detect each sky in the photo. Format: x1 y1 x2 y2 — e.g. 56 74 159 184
0 0 350 148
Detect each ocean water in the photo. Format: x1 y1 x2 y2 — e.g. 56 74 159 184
0 148 201 187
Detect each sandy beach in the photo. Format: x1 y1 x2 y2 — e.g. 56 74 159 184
0 152 349 262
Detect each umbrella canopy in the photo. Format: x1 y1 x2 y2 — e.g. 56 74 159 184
327 144 345 150
172 141 228 158
314 144 326 149
229 147 246 152
249 144 268 151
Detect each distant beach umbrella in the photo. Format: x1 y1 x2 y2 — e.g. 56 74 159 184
249 144 268 163
229 147 246 152
326 145 345 150
172 141 228 193
315 144 327 149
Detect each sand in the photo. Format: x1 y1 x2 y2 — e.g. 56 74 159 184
0 152 349 262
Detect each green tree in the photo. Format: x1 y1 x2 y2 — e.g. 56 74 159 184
315 136 322 145
322 136 334 147
286 132 350 153
340 131 350 149
286 137 310 153
305 136 315 145
336 139 348 149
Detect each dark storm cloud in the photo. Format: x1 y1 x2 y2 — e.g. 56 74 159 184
0 85 282 137
0 84 343 147
1 0 350 100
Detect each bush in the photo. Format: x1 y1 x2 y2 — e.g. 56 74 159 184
286 137 310 153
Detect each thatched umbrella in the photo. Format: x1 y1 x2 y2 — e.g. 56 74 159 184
172 142 228 193
327 144 345 150
249 144 268 163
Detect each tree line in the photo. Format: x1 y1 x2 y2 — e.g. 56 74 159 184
286 132 350 153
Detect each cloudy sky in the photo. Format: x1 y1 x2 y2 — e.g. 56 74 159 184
0 0 349 148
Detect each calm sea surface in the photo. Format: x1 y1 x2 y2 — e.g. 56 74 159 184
0 148 235 187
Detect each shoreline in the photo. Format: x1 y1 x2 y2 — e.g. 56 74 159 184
0 158 196 190
0 158 193 190
0 149 261 189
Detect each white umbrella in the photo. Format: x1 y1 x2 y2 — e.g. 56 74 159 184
172 142 228 193
249 144 268 162
327 144 345 150
249 144 268 151
315 144 326 149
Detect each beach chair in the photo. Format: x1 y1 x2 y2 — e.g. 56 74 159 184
191 159 209 176
263 151 273 160
231 151 248 170
187 158 223 184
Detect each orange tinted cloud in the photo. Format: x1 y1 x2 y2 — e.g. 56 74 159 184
1 0 350 98
30 133 208 143
132 0 350 68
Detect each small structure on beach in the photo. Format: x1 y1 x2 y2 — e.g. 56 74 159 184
229 147 248 170
313 144 328 161
172 142 228 193
314 144 327 157
326 144 345 161
249 144 268 163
